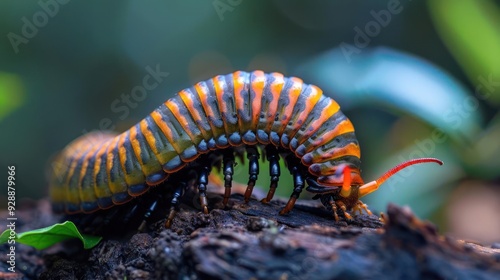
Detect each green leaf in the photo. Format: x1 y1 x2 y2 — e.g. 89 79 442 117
0 221 102 250
428 0 500 105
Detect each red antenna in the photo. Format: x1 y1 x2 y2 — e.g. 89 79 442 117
358 158 443 197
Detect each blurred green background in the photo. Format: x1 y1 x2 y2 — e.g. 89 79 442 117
1 0 499 243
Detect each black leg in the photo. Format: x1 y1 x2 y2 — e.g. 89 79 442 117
244 146 260 203
121 204 140 230
222 149 235 206
137 201 157 232
165 183 185 228
279 154 305 215
261 145 280 203
197 165 210 214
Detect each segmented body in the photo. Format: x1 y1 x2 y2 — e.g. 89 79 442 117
49 71 363 215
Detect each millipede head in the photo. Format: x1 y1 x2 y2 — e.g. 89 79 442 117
307 158 444 216
306 164 364 195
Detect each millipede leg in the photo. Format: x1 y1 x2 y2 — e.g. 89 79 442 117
353 200 372 216
124 204 140 226
328 197 340 222
337 201 352 220
222 150 235 206
165 206 177 229
138 200 158 232
197 165 210 214
244 146 260 203
279 155 305 215
261 145 280 204
379 212 387 224
165 184 185 228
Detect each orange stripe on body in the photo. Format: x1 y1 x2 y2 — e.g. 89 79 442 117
63 139 94 206
165 99 200 145
264 73 284 132
129 125 153 178
277 77 302 134
295 99 340 146
93 139 113 199
64 132 109 185
129 126 143 165
313 142 361 164
250 71 265 131
195 83 224 139
233 71 250 132
287 85 323 143
306 119 355 154
150 110 183 154
63 142 90 188
139 119 158 154
118 131 146 186
77 143 102 203
118 132 128 175
178 89 212 140
77 145 101 186
213 75 230 137
106 135 127 194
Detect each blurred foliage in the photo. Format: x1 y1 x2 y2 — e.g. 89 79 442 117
0 72 24 122
0 0 499 238
428 0 500 181
429 0 500 105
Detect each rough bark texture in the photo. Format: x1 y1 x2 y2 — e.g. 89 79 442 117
1 193 500 279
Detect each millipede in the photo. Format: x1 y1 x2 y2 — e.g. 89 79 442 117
49 70 443 230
